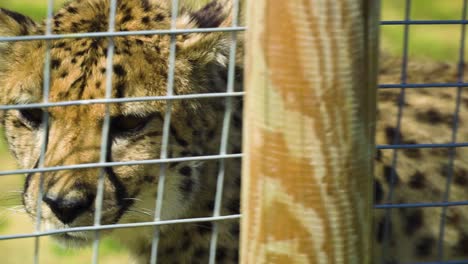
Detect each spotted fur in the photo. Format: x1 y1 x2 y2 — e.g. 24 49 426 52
375 54 468 263
0 0 242 263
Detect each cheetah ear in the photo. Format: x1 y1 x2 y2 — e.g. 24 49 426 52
0 8 37 62
175 0 242 68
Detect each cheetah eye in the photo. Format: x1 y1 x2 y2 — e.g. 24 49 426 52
18 108 44 129
110 115 150 136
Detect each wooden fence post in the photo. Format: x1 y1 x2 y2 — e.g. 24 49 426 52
240 0 380 263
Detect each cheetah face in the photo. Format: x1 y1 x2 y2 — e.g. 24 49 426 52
0 0 233 247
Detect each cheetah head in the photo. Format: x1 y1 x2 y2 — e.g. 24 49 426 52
0 0 240 247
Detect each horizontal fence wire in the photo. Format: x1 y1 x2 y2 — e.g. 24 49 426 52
0 27 246 42
0 215 241 241
381 20 468 25
0 92 244 110
0 154 243 176
375 201 468 209
407 261 468 264
380 83 468 88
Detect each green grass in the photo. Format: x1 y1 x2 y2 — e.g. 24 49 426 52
381 0 466 61
51 238 124 257
0 0 66 21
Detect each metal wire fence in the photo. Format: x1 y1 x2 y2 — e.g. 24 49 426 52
0 0 243 263
2 0 468 263
377 0 468 263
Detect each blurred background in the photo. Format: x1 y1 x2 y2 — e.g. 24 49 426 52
0 0 465 263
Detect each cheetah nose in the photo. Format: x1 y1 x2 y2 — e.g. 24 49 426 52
43 193 95 224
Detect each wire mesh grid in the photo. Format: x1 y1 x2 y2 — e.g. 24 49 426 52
377 0 468 263
0 0 244 263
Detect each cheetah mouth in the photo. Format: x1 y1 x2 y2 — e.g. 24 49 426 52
52 231 93 247
43 221 95 247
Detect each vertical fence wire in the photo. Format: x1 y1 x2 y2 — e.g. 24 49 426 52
149 1 179 263
91 0 118 263
381 0 412 262
208 0 240 263
436 0 468 261
33 0 54 263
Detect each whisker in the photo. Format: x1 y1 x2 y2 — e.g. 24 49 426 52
127 209 153 217
123 197 144 203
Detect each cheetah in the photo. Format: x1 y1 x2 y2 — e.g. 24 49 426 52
0 0 242 263
375 54 468 263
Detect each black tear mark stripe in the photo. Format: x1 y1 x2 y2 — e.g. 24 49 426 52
105 137 133 223
169 125 189 147
23 159 41 207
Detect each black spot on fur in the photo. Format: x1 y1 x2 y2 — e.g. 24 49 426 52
404 210 423 235
408 171 425 189
71 58 77 64
141 16 150 24
50 59 61 69
113 64 126 77
416 108 448 125
54 41 66 49
374 180 384 204
74 50 86 57
60 71 68 78
454 168 468 186
415 236 435 257
190 2 225 28
121 14 133 24
154 13 165 22
454 233 468 255
115 82 125 98
179 166 192 177
376 217 392 243
385 126 402 144
54 13 63 19
383 165 399 186
66 6 78 14
402 140 421 158
136 39 144 46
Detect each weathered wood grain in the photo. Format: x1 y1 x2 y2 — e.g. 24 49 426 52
240 1 380 263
